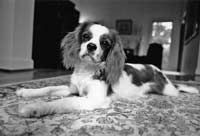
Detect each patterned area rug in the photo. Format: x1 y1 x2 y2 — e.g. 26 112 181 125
0 75 200 136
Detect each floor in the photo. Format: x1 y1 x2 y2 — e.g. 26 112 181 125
0 69 200 86
0 69 73 86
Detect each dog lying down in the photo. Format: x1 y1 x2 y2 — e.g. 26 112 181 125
16 22 199 118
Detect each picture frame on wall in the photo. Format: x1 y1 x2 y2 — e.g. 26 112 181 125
116 19 132 35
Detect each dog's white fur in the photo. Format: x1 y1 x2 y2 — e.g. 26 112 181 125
16 22 199 118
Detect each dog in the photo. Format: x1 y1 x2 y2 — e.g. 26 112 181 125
16 22 199 118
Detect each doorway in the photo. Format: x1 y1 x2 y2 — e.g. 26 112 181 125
150 21 173 70
32 0 79 69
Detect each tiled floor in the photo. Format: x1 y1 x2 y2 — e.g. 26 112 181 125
0 69 200 86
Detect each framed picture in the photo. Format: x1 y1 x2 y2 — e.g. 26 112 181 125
116 19 132 35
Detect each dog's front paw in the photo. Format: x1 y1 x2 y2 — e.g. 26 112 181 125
16 88 32 98
18 104 44 118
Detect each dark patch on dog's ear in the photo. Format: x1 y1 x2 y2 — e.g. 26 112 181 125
105 30 126 85
61 30 80 69
61 22 93 69
107 85 113 96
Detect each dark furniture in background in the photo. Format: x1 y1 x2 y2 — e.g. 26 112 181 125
125 43 163 69
32 0 79 69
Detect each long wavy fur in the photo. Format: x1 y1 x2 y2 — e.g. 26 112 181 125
61 25 82 69
61 22 95 69
105 31 126 85
61 22 126 85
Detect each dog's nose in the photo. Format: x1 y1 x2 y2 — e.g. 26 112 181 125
87 43 97 52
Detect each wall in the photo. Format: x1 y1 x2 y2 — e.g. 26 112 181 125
0 0 34 70
0 0 15 68
0 0 187 71
72 0 185 71
180 0 200 75
195 39 200 75
181 30 200 74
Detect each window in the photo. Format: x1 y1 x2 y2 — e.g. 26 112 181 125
151 21 173 70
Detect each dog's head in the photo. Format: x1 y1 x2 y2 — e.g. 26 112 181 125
61 22 126 84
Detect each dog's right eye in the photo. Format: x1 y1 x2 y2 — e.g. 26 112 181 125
82 33 91 42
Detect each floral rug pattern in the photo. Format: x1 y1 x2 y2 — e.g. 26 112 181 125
0 75 200 136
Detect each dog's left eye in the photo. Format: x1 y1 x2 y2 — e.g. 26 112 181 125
101 40 110 47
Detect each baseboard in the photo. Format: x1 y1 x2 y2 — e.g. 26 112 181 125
196 69 200 75
196 64 200 75
0 58 33 70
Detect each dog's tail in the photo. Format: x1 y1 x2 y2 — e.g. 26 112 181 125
163 82 199 96
175 84 199 94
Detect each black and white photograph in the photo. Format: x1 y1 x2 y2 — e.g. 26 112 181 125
0 0 200 135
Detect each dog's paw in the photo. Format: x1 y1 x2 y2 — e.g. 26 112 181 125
16 88 32 97
16 88 25 97
18 104 44 118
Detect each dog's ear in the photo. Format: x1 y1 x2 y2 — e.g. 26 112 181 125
105 30 126 85
61 23 84 69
